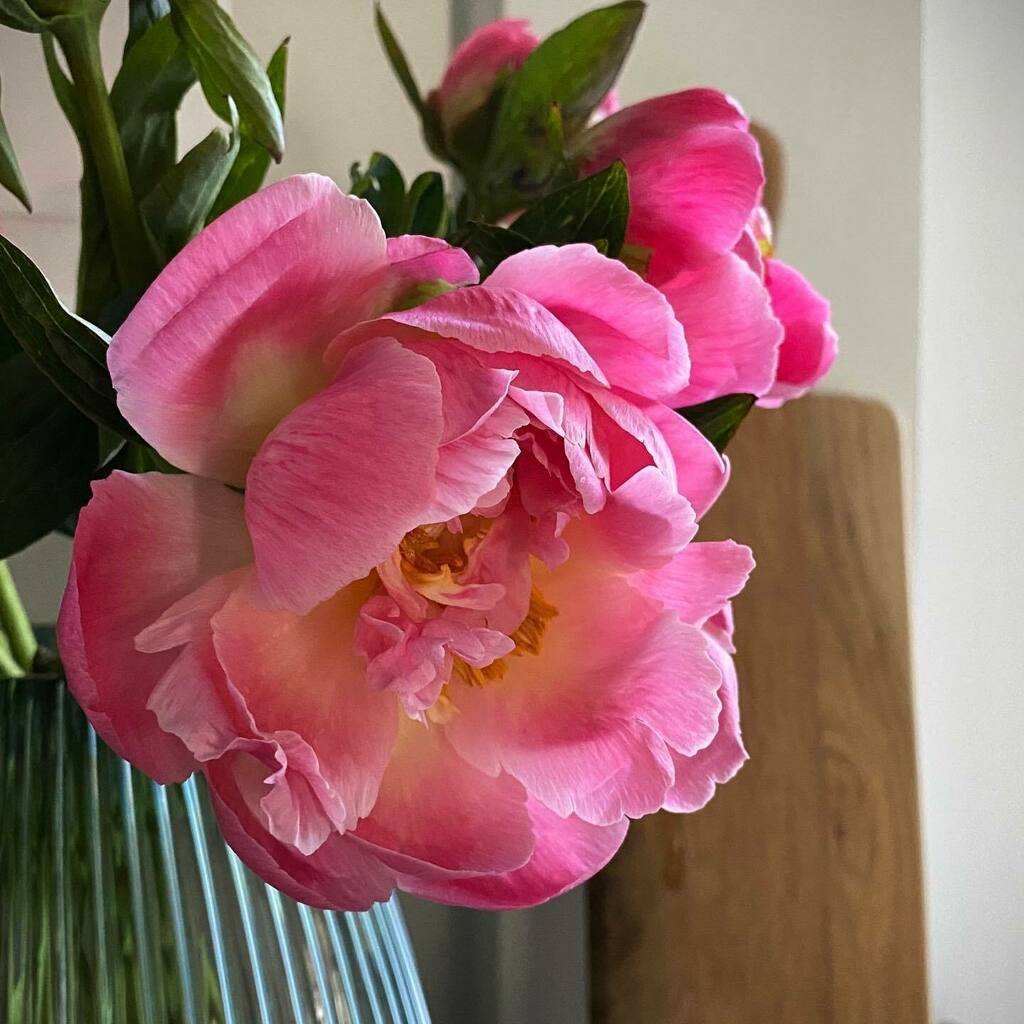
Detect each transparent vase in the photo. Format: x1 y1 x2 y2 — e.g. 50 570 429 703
0 676 431 1023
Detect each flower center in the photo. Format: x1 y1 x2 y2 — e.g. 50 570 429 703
452 586 558 687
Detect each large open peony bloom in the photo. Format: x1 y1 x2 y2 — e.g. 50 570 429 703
59 174 752 910
431 22 837 408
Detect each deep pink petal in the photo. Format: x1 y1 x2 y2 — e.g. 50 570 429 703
58 472 251 783
402 799 628 910
660 252 783 405
211 576 399 835
485 244 689 399
245 338 443 614
111 175 390 485
354 720 533 874
758 258 838 407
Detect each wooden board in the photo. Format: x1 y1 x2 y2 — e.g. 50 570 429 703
589 395 928 1024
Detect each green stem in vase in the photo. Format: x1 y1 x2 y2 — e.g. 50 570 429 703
52 12 154 294
0 561 36 674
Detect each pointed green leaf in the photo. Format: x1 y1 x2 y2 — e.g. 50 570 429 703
112 14 197 202
141 125 239 262
482 1 644 215
170 0 284 160
511 160 629 256
207 37 288 222
0 352 98 559
679 394 756 452
0 77 31 212
405 171 447 237
0 0 46 33
459 222 532 279
0 233 138 440
374 4 425 116
350 152 406 236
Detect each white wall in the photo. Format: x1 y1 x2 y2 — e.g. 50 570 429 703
916 1 1024 1020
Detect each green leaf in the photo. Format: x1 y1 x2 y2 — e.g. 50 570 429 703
481 1 644 215
207 37 288 222
405 171 446 236
511 160 629 257
170 0 285 160
0 352 98 559
679 394 756 453
125 0 170 55
140 125 239 262
374 4 424 116
112 13 197 202
350 153 406 236
0 233 138 440
0 0 46 33
459 222 532 279
0 76 31 212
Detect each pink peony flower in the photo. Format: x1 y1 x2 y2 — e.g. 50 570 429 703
58 174 752 910
576 92 837 406
431 18 835 407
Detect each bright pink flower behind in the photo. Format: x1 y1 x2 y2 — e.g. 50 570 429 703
59 175 752 910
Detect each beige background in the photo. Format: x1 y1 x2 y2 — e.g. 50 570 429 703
3 1 1023 1021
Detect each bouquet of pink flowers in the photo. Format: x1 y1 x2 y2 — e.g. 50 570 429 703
0 1 835 912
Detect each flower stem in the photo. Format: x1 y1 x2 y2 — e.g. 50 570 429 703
0 561 36 674
0 632 24 680
52 13 153 293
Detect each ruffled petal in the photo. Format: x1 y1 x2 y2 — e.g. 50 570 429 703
245 338 443 614
211 576 400 836
57 472 251 783
205 751 397 910
485 244 689 399
111 175 390 485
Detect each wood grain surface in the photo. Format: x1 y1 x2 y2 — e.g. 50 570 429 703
589 395 928 1024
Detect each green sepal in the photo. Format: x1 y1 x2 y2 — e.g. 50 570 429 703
679 394 757 453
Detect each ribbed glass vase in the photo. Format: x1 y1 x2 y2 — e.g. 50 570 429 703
0 676 431 1024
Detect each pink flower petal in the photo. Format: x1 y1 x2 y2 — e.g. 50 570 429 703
384 235 480 302
485 244 689 400
58 472 251 783
642 402 730 519
339 286 607 384
660 252 783 405
111 175 392 485
354 720 534 875
758 258 838 407
636 540 754 625
211 577 399 835
663 623 747 812
445 564 722 826
402 798 628 910
245 338 443 614
580 91 763 281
